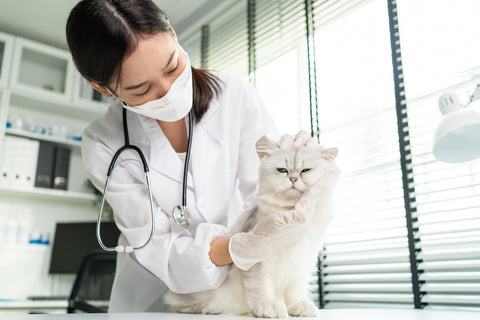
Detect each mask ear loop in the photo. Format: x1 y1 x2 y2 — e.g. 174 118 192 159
106 88 129 107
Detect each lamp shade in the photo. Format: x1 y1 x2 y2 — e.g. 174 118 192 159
433 108 480 163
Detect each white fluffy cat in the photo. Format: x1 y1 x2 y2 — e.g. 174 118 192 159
165 134 340 318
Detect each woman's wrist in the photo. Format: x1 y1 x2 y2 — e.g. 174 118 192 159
209 236 233 266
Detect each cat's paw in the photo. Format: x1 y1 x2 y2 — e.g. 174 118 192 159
249 300 287 318
287 299 318 317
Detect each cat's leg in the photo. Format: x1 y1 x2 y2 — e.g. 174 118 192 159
284 276 318 317
243 263 287 318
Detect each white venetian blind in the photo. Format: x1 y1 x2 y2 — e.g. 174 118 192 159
254 0 311 134
208 0 248 76
255 0 307 69
397 0 480 311
181 29 202 69
314 0 414 308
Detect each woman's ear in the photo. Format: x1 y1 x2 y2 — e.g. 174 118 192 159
89 82 112 97
165 18 177 39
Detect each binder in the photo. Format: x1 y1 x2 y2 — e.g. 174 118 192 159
0 136 17 186
0 136 39 187
53 146 70 190
14 138 40 187
34 141 56 189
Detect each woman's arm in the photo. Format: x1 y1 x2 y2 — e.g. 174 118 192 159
82 118 231 294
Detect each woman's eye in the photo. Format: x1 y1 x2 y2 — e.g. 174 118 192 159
276 168 288 174
167 64 178 75
136 87 151 96
301 168 311 173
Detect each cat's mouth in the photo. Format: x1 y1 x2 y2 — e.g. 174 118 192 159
288 185 303 193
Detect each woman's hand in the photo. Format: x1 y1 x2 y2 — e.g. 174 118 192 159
228 211 309 271
278 130 316 149
209 237 233 266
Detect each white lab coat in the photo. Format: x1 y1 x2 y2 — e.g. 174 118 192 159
81 73 277 312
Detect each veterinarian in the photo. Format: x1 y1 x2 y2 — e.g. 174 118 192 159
67 0 311 312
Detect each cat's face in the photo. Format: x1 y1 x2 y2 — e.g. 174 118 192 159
256 135 339 201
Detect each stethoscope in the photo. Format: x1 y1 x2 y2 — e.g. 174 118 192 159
96 106 193 253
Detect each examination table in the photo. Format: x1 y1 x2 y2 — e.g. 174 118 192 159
0 309 479 319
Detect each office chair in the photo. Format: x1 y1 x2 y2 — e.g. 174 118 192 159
67 250 116 313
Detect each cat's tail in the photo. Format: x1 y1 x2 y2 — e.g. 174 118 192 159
164 269 250 315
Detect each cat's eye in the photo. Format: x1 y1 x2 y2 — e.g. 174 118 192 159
301 168 311 174
276 168 288 174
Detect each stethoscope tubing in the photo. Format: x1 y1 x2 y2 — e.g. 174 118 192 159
96 107 193 252
182 112 193 207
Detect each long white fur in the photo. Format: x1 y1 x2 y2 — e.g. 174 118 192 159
164 135 340 318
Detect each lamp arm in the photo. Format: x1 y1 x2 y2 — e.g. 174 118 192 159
465 83 480 107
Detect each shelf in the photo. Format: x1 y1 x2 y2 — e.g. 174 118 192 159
11 37 72 100
0 243 49 253
73 71 113 108
0 300 68 311
10 86 103 121
0 185 96 202
0 31 14 88
5 128 81 148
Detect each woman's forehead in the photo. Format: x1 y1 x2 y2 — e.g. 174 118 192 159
119 32 176 87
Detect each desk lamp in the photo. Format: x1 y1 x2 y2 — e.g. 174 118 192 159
433 84 480 163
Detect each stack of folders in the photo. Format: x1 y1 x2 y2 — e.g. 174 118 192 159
0 136 71 190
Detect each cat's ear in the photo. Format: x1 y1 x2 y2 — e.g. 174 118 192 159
256 136 278 159
322 147 339 160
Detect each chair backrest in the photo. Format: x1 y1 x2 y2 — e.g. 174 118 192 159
67 250 116 313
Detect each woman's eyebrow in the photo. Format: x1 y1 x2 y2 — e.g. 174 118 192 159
124 81 148 90
163 49 176 71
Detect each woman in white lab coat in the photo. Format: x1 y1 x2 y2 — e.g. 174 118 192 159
67 0 322 312
66 0 296 312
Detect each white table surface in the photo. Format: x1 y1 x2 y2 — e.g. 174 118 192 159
0 309 479 320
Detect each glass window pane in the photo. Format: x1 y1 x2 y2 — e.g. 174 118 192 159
398 0 480 98
256 48 310 133
315 0 411 307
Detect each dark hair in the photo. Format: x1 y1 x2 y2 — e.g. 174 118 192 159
66 0 220 121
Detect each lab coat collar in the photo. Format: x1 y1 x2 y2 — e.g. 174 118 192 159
190 99 223 191
134 99 223 191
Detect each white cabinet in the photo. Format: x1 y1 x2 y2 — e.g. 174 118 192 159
0 32 15 142
10 37 73 103
72 71 113 114
0 33 109 202
0 31 14 88
0 33 108 301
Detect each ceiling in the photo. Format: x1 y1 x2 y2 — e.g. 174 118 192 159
0 0 232 50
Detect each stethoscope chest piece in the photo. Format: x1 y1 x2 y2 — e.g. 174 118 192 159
172 205 190 228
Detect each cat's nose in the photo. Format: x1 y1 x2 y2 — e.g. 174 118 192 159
289 177 298 184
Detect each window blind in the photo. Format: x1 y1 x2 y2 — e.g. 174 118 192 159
397 0 480 311
254 0 307 69
207 0 248 76
178 0 480 310
314 0 414 308
253 0 311 133
313 0 371 29
181 29 202 69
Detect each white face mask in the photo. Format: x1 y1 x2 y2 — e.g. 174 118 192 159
112 56 193 122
